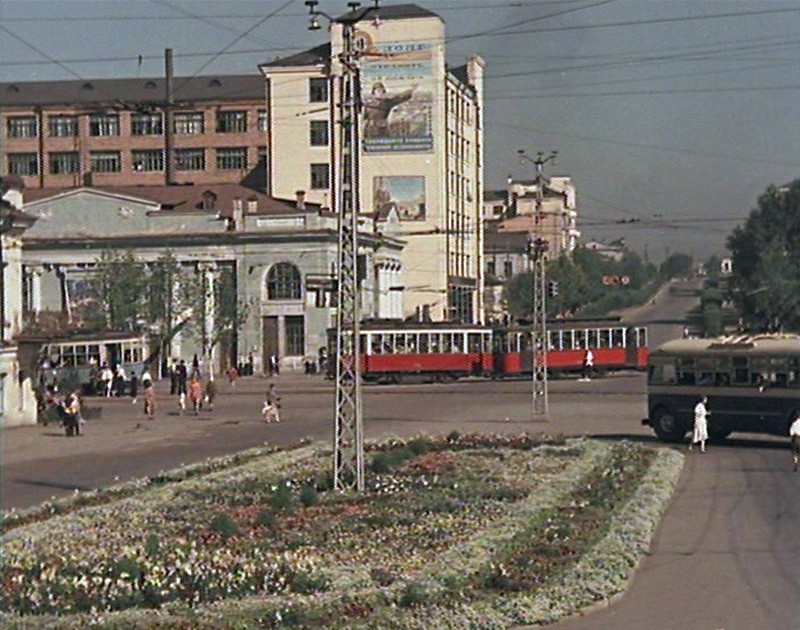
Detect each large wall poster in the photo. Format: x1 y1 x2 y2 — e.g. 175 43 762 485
65 276 104 327
359 35 434 153
374 176 426 221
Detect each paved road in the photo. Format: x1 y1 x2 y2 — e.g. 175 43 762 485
3 279 799 629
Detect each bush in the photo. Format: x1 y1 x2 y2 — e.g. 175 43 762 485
290 570 331 594
370 452 391 474
447 430 461 442
144 533 160 557
408 438 430 456
269 484 294 513
299 485 319 507
210 513 239 541
255 509 276 529
397 580 431 608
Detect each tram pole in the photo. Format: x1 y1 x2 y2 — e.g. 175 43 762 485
518 149 557 417
306 1 377 492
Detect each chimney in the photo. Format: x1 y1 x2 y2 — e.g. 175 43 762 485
295 190 306 210
247 197 258 214
231 198 243 230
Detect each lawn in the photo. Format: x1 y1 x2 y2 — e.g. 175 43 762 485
0 433 683 629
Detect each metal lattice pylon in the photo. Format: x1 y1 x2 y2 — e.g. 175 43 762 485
333 22 365 492
531 255 548 415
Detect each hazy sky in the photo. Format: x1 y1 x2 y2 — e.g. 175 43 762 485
1 0 798 262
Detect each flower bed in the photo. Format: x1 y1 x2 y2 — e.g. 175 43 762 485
0 434 682 629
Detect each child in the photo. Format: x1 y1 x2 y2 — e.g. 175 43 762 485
188 377 204 416
261 383 281 423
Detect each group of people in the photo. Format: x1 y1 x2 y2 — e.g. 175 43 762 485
43 387 84 437
168 358 217 416
691 396 800 470
91 363 134 398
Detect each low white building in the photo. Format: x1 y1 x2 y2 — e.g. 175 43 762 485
1 181 37 426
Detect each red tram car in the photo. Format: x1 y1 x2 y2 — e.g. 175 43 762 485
327 319 648 383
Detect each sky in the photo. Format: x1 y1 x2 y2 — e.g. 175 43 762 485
1 0 798 263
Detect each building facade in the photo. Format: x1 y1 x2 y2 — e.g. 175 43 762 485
20 184 403 374
1 183 37 426
261 4 484 323
0 75 267 190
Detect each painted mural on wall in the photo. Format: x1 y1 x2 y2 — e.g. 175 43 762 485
65 277 103 327
358 34 434 153
374 176 426 221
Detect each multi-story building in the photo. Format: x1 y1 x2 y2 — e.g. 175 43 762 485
1 179 37 426
260 3 484 323
0 75 267 190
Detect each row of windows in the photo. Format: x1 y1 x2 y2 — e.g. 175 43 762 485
650 356 800 388
5 110 269 139
7 147 254 175
486 259 515 278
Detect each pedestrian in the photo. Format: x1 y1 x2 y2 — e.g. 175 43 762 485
169 359 178 395
789 411 800 472
176 359 188 395
247 352 254 377
143 381 156 420
129 372 138 404
114 364 127 397
227 364 238 387
100 363 114 397
141 365 153 389
205 377 217 411
261 383 281 423
690 395 709 452
318 347 327 374
189 376 204 416
581 349 594 381
271 354 280 376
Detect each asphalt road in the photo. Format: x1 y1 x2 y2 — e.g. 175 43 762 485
3 279 798 629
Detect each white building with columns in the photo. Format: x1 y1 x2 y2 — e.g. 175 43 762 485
260 3 484 323
1 181 37 426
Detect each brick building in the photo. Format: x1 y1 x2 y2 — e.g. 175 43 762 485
1 75 267 190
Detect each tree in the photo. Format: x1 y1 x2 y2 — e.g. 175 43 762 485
96 249 147 330
659 252 693 279
727 179 800 331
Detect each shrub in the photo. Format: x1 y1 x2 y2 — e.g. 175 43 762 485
408 438 430 456
210 513 239 541
269 484 294 513
144 533 160 557
255 509 277 529
299 485 319 507
370 452 391 474
447 430 461 442
290 570 331 594
397 580 432 608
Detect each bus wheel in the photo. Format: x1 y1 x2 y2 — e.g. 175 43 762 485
709 428 732 442
652 408 685 443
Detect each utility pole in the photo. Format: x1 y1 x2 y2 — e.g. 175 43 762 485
518 149 557 416
164 48 175 186
306 0 375 492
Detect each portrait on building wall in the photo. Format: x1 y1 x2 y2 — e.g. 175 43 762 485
374 176 426 221
359 37 434 153
65 277 103 327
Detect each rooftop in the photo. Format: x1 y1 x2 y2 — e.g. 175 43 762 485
261 43 331 69
1 75 264 108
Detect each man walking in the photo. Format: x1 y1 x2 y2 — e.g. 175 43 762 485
262 383 281 424
581 349 594 381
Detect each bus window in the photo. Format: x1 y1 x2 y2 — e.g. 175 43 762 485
372 334 383 354
638 328 648 347
548 331 560 351
418 333 429 353
407 334 417 353
483 333 492 353
429 334 440 353
468 333 482 353
612 328 624 348
395 334 406 354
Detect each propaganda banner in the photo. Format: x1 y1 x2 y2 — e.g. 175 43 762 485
373 176 426 221
358 35 434 153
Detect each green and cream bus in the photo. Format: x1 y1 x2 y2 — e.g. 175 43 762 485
644 334 800 442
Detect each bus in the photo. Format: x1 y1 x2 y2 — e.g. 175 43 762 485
34 332 149 395
644 334 800 442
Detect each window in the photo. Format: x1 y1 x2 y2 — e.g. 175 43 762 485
216 147 247 170
486 260 496 276
174 112 204 134
285 315 305 356
89 113 119 136
503 260 513 278
257 109 268 132
131 113 163 136
49 152 80 174
267 262 301 300
309 120 329 146
90 151 121 173
8 153 38 176
175 148 205 171
309 77 328 102
310 163 329 189
6 116 37 138
132 149 164 171
216 110 247 133
48 115 78 137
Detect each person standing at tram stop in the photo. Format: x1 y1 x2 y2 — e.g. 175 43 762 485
580 348 594 381
690 395 710 453
789 411 800 472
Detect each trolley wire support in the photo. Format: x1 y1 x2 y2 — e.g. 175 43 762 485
307 0 375 492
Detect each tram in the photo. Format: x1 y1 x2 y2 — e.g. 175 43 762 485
327 319 648 383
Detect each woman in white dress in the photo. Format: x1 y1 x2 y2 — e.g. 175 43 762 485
691 396 709 452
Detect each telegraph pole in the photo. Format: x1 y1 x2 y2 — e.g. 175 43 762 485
306 1 374 491
518 149 557 416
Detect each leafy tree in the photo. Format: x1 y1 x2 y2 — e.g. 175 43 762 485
96 249 147 330
727 179 800 331
659 252 693 279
